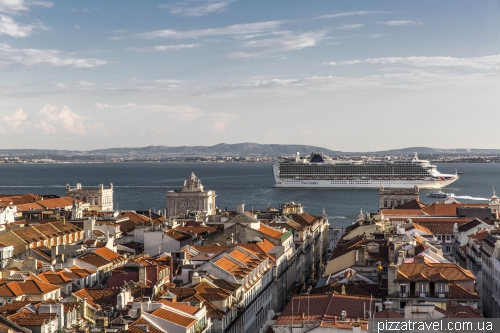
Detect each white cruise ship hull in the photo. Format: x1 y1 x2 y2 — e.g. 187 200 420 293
274 178 457 189
272 163 458 189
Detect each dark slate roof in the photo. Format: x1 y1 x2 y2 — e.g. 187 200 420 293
228 213 260 224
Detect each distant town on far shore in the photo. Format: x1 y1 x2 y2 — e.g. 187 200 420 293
1 143 500 164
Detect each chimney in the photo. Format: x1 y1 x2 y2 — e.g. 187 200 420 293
237 203 244 214
301 312 305 320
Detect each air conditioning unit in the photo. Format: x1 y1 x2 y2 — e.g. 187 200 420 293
401 293 407 297
420 293 426 298
439 293 445 298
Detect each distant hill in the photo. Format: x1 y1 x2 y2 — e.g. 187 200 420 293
88 143 342 156
1 143 500 157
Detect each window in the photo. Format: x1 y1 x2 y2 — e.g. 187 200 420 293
400 284 407 296
384 201 388 208
419 283 426 294
437 235 442 241
438 284 445 293
446 235 451 241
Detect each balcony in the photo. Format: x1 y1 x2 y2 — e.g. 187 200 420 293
434 292 449 298
395 291 430 298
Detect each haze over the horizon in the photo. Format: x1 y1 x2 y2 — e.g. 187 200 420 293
1 0 500 151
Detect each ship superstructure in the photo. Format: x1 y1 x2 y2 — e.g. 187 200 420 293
273 152 458 189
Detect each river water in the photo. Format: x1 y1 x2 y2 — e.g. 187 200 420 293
0 162 498 227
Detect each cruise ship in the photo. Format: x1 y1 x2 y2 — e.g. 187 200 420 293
273 152 458 189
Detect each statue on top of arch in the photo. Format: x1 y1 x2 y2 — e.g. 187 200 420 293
183 172 204 192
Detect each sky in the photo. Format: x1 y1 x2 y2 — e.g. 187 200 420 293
1 0 500 151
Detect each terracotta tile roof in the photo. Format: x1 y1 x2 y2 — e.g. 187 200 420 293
15 202 45 211
397 263 475 282
328 235 366 261
93 247 121 261
394 200 426 210
445 301 483 318
238 238 275 255
128 318 165 333
36 197 76 209
12 227 47 243
422 203 487 216
381 209 425 216
192 245 233 254
275 293 374 325
8 312 57 326
20 280 61 294
375 309 405 318
449 283 479 299
408 223 432 234
37 271 72 284
289 213 322 226
72 288 120 310
468 229 490 240
159 299 199 315
0 300 33 314
165 229 192 242
175 226 219 236
149 307 197 328
77 252 111 268
457 219 485 232
31 246 52 261
258 223 286 240
0 280 61 297
415 221 468 235
214 257 241 273
120 211 150 223
0 283 25 297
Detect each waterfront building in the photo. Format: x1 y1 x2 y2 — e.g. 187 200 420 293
66 182 114 211
166 172 216 218
379 185 420 209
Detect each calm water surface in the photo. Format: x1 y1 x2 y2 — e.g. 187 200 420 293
0 162 498 227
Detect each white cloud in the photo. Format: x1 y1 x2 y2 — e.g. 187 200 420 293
0 14 46 37
0 43 107 68
0 108 27 132
376 20 422 26
35 119 56 134
210 112 238 132
0 0 28 12
94 103 113 109
330 54 500 70
161 0 236 17
227 31 326 59
135 20 284 39
317 10 392 19
130 43 200 52
38 105 86 135
334 24 364 30
28 1 53 8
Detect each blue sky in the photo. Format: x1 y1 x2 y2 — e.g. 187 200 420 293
1 0 500 151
